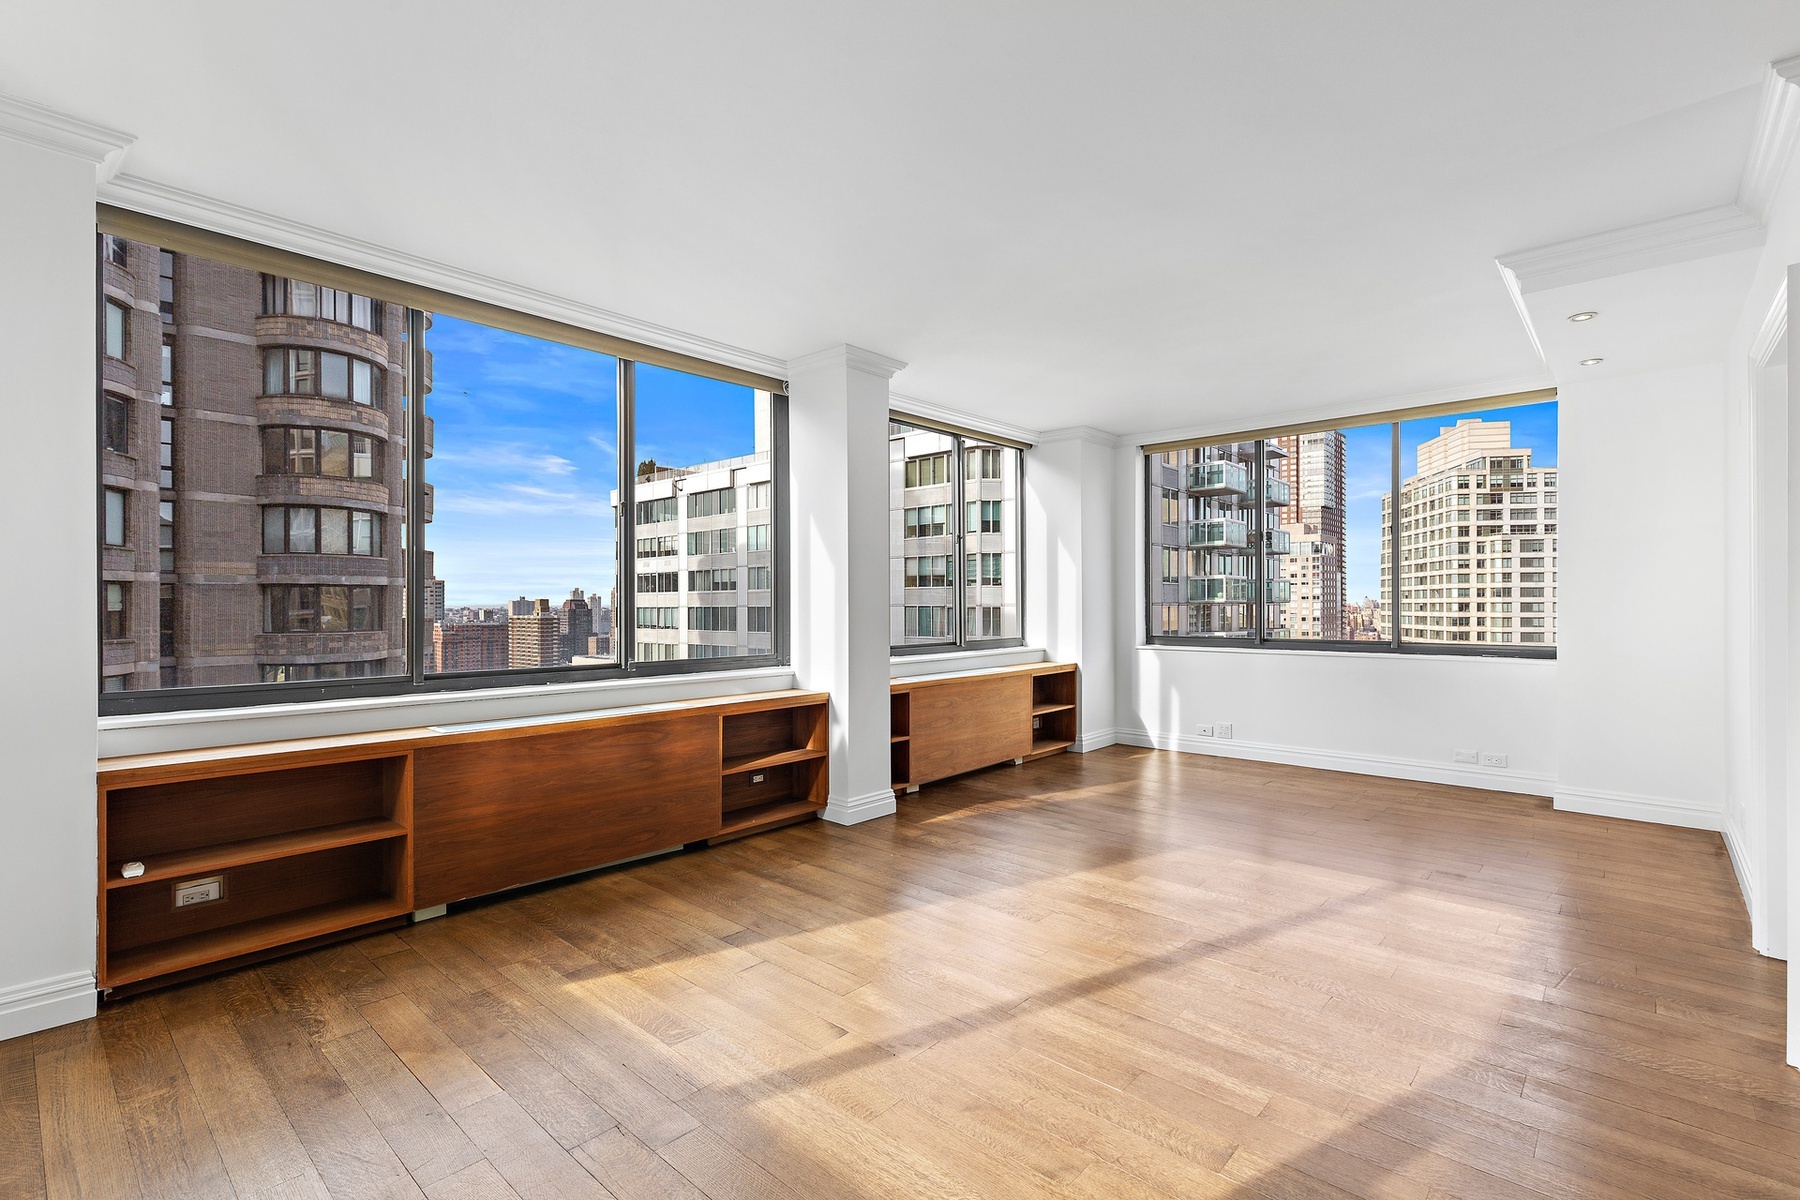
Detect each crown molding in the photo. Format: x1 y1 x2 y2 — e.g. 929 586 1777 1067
1498 203 1764 293
97 173 789 382
787 344 908 379
1740 54 1800 224
1035 424 1120 448
1125 372 1554 450
0 92 133 182
1751 278 1788 368
891 391 1041 446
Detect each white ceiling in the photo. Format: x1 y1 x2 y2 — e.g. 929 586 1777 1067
5 2 1797 434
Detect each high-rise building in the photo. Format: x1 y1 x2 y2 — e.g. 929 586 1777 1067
1380 418 1557 646
1145 439 1290 637
558 589 594 662
1271 430 1349 639
508 596 534 618
889 422 1021 643
433 620 510 673
620 429 775 662
508 598 563 668
99 237 416 691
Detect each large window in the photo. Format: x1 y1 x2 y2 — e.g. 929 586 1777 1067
889 418 1024 651
96 221 787 709
1144 398 1556 655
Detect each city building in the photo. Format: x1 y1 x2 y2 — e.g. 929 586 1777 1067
99 237 415 690
507 598 563 668
620 414 775 662
431 619 509 674
1379 418 1557 646
889 421 1021 644
1271 430 1349 639
1145 439 1290 638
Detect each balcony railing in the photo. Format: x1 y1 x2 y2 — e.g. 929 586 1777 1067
1264 579 1293 603
1187 576 1254 604
1253 475 1292 506
1262 528 1292 554
1186 518 1249 549
1185 460 1249 498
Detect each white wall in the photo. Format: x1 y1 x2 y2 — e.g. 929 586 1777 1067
1025 428 1117 746
1553 364 1730 829
0 138 103 1038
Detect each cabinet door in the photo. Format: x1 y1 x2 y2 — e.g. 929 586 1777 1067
907 674 1033 785
413 713 718 907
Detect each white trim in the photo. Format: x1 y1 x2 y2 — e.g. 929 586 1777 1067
1551 786 1724 832
891 391 1042 447
96 175 790 382
1117 728 1555 795
1740 55 1800 226
1498 204 1764 294
1036 425 1121 448
787 344 907 380
1496 263 1548 367
0 971 96 1042
98 666 797 758
1126 372 1554 451
1071 727 1120 753
1753 278 1789 369
889 645 1048 679
1722 817 1759 927
823 789 898 826
1135 641 1555 667
0 92 133 181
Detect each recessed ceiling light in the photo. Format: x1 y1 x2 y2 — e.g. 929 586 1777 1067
1579 358 1603 366
1568 311 1598 322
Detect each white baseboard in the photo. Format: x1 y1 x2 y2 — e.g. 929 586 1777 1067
1552 786 1724 832
823 789 898 826
1117 728 1555 796
1719 817 1778 957
1071 728 1120 753
0 971 95 1043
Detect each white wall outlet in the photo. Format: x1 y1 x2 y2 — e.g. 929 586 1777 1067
750 773 765 784
1196 724 1214 737
1479 752 1508 768
1214 723 1233 740
173 875 225 909
1453 749 1479 764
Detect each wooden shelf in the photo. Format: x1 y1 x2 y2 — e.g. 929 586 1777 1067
891 734 909 743
720 745 827 776
106 818 408 890
713 797 820 840
1031 702 1075 716
1028 737 1075 759
104 896 409 988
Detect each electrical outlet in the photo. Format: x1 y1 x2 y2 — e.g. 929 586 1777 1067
1453 748 1479 764
173 875 224 909
1196 724 1214 737
751 773 765 784
1479 752 1508 769
1214 723 1232 740
1032 716 1042 730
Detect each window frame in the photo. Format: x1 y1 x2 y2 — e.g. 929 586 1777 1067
97 225 792 714
890 418 1026 656
1141 405 1556 660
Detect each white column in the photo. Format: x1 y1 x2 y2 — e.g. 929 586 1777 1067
0 95 133 1038
788 345 906 824
1025 427 1118 748
1787 263 1800 1067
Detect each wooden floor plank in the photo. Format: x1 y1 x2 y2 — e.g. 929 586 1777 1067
7 747 1796 1200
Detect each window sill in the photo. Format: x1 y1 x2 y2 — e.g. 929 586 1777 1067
98 664 799 759
890 646 1047 680
1138 642 1554 663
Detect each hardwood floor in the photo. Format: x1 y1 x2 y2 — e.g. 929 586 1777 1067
6 745 1796 1199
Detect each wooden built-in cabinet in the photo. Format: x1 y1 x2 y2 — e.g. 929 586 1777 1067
96 689 827 994
890 662 1077 792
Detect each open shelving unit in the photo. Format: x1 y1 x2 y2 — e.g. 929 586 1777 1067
713 699 829 842
890 662 1078 792
99 753 413 991
1027 668 1079 759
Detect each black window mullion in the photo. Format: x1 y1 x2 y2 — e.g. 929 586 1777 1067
407 308 427 684
1390 421 1402 651
951 432 966 648
617 358 637 670
1253 442 1267 645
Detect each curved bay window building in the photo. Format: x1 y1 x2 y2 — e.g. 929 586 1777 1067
98 236 413 691
1145 439 1291 639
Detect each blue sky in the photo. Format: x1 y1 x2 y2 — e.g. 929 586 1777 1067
424 316 756 607
1341 402 1558 602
